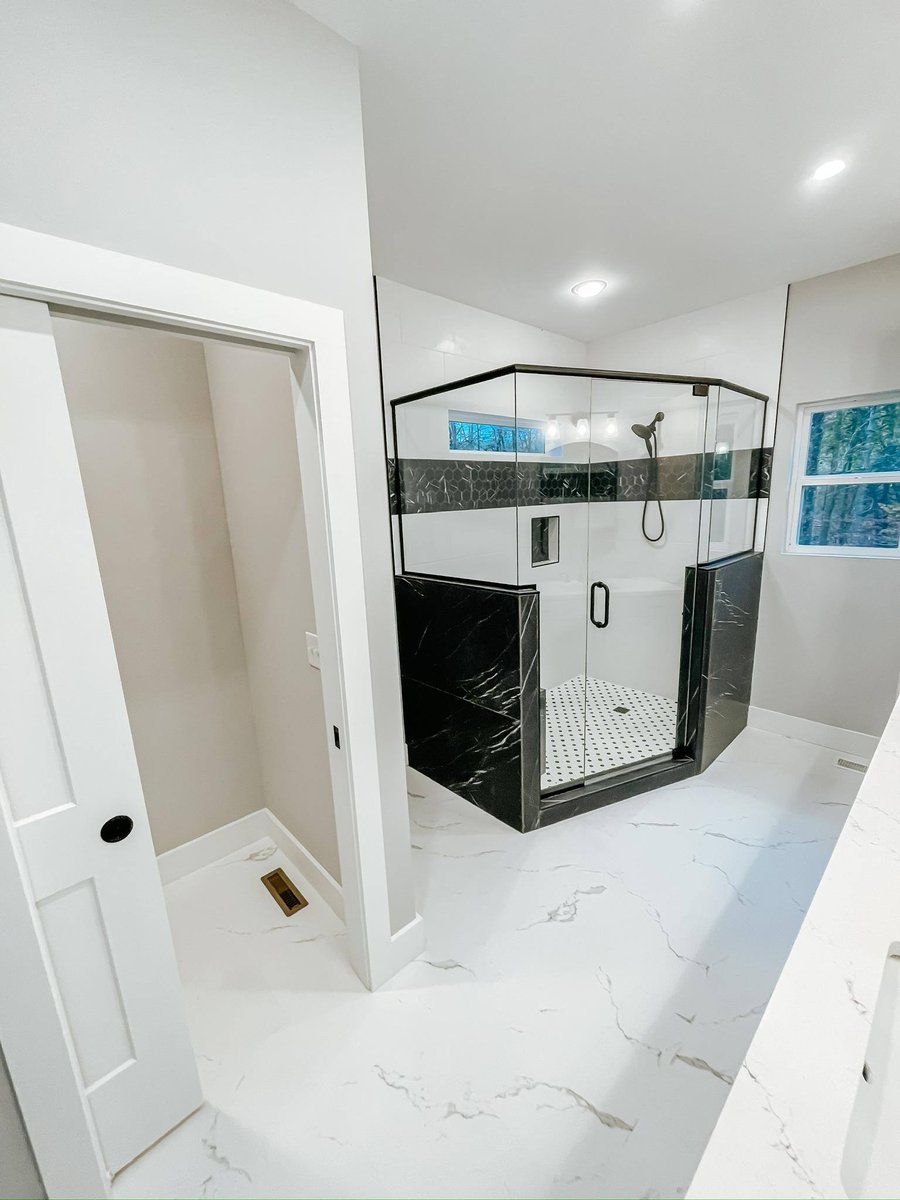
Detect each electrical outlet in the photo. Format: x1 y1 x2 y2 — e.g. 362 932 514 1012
305 631 320 669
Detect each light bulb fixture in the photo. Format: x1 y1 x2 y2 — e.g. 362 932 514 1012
546 419 560 440
576 417 590 440
571 279 608 299
605 414 618 438
811 159 846 182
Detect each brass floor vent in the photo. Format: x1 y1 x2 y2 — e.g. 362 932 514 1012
836 757 868 773
261 867 308 916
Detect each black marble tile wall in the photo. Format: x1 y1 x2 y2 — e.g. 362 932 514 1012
616 452 705 502
685 552 764 772
518 590 542 831
752 445 773 499
400 679 526 831
676 566 702 755
396 458 518 514
386 456 399 516
516 461 590 506
395 574 540 831
391 447 773 515
395 575 524 716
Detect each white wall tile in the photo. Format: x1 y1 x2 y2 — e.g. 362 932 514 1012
588 286 787 402
377 275 586 420
379 340 444 402
400 508 519 585
442 353 494 383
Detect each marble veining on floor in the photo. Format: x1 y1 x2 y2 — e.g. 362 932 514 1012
113 729 859 1200
542 675 678 792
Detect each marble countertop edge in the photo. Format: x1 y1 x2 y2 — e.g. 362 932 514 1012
688 694 900 1200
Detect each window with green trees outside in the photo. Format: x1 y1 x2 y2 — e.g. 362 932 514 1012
789 394 900 556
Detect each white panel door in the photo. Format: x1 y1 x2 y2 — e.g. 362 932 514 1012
0 296 201 1176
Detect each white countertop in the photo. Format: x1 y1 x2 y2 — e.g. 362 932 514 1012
688 694 900 1199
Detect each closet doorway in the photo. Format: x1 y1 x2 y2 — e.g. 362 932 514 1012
0 226 420 1199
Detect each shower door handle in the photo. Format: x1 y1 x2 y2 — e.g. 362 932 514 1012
590 581 610 629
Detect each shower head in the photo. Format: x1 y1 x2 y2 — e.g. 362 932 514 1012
630 422 652 445
630 412 665 449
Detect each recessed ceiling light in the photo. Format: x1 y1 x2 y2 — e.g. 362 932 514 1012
571 279 608 299
812 159 846 182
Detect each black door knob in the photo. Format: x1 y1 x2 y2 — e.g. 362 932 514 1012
100 815 134 843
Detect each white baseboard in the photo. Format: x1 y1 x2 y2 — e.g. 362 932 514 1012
265 807 343 921
748 706 879 760
156 809 270 885
156 807 344 920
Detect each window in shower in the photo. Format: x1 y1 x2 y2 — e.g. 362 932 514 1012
787 393 900 558
448 410 545 454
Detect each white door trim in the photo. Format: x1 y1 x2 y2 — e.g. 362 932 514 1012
0 221 422 1198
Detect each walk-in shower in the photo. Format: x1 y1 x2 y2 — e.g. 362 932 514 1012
391 365 770 831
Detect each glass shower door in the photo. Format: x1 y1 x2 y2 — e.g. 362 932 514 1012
514 371 592 796
581 379 708 781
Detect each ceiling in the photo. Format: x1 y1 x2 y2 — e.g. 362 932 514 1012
293 0 900 342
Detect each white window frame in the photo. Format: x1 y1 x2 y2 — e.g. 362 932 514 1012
785 390 900 560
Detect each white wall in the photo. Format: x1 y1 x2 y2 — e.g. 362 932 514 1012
0 0 413 931
753 256 900 736
54 317 266 855
205 343 340 881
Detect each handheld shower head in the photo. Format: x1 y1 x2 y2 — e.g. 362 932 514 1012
631 411 667 542
630 412 665 449
630 421 652 446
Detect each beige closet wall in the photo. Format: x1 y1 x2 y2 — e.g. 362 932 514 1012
205 343 340 881
53 317 265 853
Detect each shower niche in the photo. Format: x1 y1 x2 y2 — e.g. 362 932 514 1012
391 365 769 832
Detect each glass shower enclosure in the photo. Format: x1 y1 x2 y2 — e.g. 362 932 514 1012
392 365 767 820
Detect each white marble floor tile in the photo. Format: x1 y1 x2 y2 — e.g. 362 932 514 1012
113 730 860 1200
